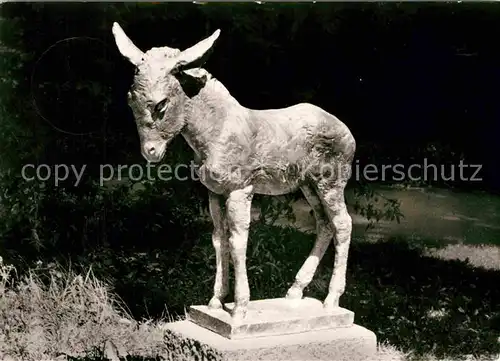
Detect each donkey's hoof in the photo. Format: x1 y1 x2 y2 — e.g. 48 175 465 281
231 307 247 324
208 297 223 310
323 295 340 311
285 286 303 300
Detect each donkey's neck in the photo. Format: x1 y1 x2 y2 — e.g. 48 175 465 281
180 72 247 161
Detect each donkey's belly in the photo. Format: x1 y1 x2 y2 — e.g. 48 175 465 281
250 168 304 196
195 163 303 196
252 180 302 196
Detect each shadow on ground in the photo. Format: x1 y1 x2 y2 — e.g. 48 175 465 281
341 238 500 358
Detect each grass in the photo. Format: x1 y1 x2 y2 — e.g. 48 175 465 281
1 222 499 360
0 257 172 360
340 237 500 359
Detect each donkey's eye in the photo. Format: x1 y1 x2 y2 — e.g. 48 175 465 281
154 98 169 114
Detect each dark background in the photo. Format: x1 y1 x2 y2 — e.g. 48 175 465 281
1 2 499 189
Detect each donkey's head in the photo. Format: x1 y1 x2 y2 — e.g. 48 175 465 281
112 22 220 162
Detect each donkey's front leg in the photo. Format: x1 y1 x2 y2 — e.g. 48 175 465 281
226 185 254 323
208 191 230 310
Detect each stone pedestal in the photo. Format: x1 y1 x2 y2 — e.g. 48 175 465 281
189 297 354 339
162 298 377 361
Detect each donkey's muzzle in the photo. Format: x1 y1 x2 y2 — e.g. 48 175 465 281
141 141 166 163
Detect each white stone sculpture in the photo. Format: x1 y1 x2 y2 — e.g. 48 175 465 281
112 22 356 323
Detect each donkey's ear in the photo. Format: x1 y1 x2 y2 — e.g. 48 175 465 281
171 29 220 73
112 22 144 66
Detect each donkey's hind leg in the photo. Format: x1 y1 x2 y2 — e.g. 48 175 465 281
208 191 230 310
315 176 352 310
285 184 334 301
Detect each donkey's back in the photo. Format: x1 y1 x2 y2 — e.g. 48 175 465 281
250 102 354 152
213 101 355 195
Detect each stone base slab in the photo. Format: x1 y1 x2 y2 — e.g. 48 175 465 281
188 297 355 339
163 319 377 361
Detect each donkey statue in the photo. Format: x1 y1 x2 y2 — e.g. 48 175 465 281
112 23 356 323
